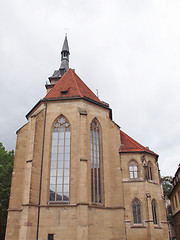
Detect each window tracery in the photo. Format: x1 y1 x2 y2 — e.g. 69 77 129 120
132 198 142 224
129 161 138 179
90 119 102 204
49 116 70 202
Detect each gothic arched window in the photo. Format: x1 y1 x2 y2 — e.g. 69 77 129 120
132 198 142 224
129 161 138 179
152 199 158 224
90 119 102 204
147 162 153 180
49 116 70 202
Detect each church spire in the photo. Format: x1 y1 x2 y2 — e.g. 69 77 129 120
47 36 70 90
60 35 70 75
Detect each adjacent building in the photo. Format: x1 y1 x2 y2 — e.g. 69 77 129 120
169 165 180 240
5 36 169 240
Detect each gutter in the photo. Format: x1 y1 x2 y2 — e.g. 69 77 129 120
119 150 159 159
26 96 112 120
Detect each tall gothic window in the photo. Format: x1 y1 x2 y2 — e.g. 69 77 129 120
49 116 70 202
152 199 158 224
90 119 102 204
146 162 153 180
129 161 138 179
132 198 142 224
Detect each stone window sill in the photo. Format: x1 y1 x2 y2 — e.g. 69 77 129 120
131 224 146 228
154 224 162 229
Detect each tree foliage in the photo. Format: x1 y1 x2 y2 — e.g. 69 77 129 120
161 176 173 198
0 143 14 240
161 176 174 226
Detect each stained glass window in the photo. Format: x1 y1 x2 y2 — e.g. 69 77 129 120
129 161 138 179
90 119 102 204
132 198 142 224
49 116 70 202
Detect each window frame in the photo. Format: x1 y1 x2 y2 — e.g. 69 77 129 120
129 160 138 180
175 194 178 208
152 199 158 224
132 198 142 224
48 234 54 240
171 198 175 211
49 115 71 203
146 161 153 181
90 118 103 205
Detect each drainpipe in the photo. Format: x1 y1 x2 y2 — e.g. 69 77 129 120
36 102 47 240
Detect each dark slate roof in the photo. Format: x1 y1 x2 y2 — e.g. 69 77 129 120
50 70 61 79
61 36 69 52
60 59 69 71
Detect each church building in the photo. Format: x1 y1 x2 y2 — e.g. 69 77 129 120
5 36 169 240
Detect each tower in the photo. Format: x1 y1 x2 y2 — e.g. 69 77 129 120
5 36 169 240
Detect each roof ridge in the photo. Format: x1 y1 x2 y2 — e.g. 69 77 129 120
70 68 83 97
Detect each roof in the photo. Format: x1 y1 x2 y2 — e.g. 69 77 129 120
61 35 69 52
44 68 105 105
119 130 158 157
169 165 180 197
60 59 69 71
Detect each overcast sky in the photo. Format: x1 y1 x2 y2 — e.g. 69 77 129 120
0 0 180 176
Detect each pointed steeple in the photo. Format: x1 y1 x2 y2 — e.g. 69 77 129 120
61 35 69 54
46 36 70 92
60 35 70 75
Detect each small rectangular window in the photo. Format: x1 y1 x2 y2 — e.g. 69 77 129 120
48 234 54 240
172 199 175 210
175 195 178 208
61 90 68 95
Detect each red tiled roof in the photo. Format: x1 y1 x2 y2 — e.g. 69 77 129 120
119 130 158 156
44 68 104 105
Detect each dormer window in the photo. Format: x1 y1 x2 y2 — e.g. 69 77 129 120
61 90 68 95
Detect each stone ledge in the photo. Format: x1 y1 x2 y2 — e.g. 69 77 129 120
8 208 23 212
80 158 88 162
26 159 32 163
78 107 87 115
131 224 146 228
89 205 124 210
154 225 162 229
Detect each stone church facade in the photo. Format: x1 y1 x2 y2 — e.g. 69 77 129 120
5 37 169 240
